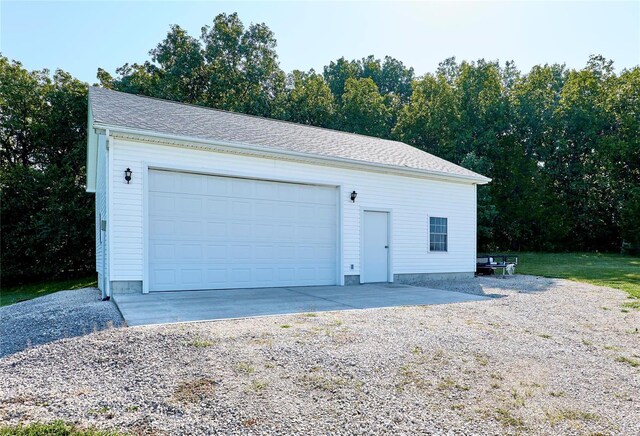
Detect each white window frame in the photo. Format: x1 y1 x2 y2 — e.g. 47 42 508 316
429 216 448 252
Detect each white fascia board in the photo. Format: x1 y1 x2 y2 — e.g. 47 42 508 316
92 123 492 185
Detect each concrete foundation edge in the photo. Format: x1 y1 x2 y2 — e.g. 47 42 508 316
111 280 143 294
393 272 473 285
111 273 472 295
343 275 361 286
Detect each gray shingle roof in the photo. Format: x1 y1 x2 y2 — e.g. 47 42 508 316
89 87 488 182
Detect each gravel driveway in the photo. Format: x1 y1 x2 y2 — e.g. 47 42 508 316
0 288 123 358
0 276 638 435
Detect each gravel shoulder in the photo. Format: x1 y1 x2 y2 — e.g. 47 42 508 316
0 288 124 358
0 276 638 435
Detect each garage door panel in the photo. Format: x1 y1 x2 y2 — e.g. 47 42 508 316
255 182 277 198
205 199 229 217
151 244 174 261
316 205 337 222
255 268 274 282
296 268 315 280
277 225 294 240
153 269 175 285
254 201 277 219
229 223 251 239
255 245 275 259
149 170 337 291
205 245 227 259
315 245 336 260
230 245 252 260
150 170 177 193
276 204 297 220
231 268 252 283
180 269 202 285
231 178 254 196
316 187 338 204
277 268 295 281
318 267 335 280
254 223 275 239
206 269 227 283
150 193 175 214
176 197 202 215
180 220 202 237
205 222 227 238
150 219 175 236
180 173 205 194
316 226 335 241
297 205 316 220
276 245 296 260
232 200 252 216
175 244 202 259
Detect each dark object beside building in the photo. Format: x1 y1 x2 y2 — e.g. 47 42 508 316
476 254 519 276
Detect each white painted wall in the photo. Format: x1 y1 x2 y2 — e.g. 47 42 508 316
107 136 477 284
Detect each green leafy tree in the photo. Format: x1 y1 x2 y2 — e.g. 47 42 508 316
273 70 336 127
549 56 620 250
620 187 640 253
0 57 93 285
150 25 207 103
338 77 389 137
360 55 414 101
393 73 460 160
460 152 498 249
99 13 285 117
323 57 361 101
200 13 285 115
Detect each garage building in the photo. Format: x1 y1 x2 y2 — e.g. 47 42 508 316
86 87 490 298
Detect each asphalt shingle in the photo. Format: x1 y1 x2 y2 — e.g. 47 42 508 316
89 87 488 182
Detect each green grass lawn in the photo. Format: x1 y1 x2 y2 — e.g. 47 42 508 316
0 420 120 435
515 252 640 305
1 276 97 307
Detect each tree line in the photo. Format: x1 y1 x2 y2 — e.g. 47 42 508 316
1 12 638 284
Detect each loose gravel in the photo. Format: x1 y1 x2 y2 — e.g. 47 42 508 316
0 276 638 435
0 288 124 358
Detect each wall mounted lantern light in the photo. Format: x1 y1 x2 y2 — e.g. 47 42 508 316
124 168 132 184
350 190 358 202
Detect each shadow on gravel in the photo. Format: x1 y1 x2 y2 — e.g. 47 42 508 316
0 288 124 358
425 275 558 299
479 275 559 293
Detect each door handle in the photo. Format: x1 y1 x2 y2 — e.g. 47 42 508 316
385 245 389 248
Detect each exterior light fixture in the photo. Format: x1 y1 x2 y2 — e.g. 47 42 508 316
124 168 132 184
350 191 358 202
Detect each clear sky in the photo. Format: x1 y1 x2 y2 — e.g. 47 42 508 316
1 1 639 84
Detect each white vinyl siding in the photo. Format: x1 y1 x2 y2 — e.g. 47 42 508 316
108 136 478 284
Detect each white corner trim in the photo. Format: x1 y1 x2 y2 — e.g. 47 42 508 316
105 129 113 298
337 185 345 286
142 161 150 294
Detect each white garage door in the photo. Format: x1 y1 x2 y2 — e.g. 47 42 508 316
148 170 338 291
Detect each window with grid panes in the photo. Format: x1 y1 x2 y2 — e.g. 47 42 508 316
429 217 447 252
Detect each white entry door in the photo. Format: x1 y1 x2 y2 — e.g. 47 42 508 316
362 211 389 283
148 170 338 291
